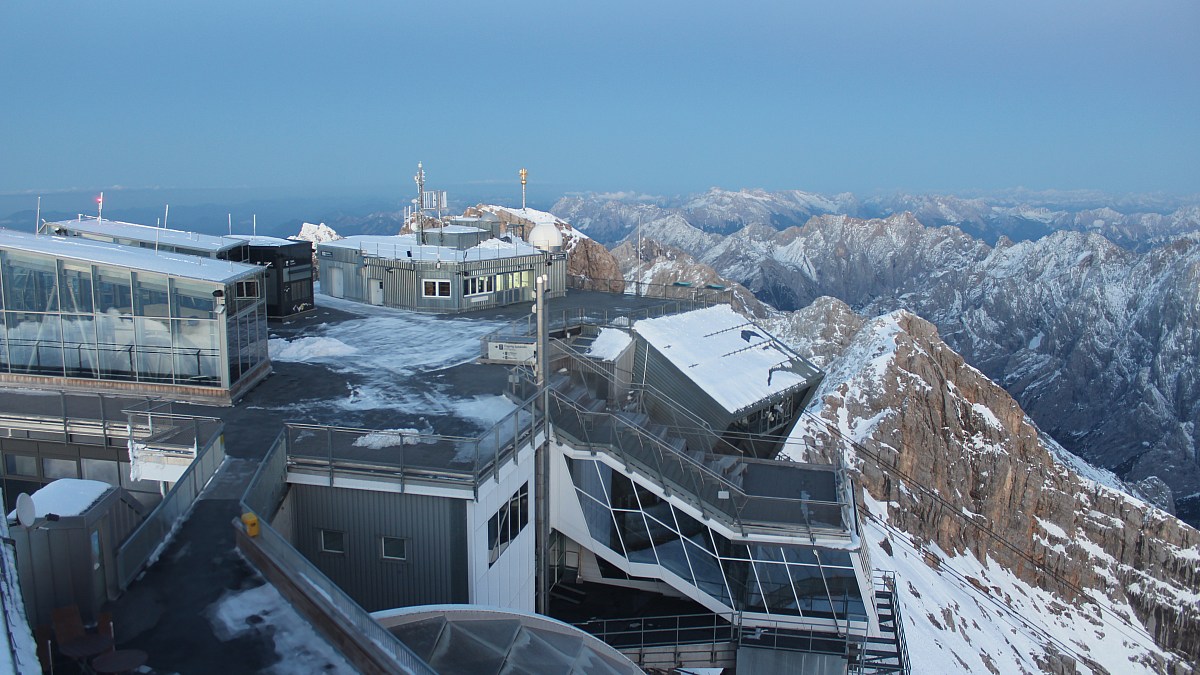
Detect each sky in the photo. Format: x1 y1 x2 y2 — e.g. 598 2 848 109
1 1 1197 200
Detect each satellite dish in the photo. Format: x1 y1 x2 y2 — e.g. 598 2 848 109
15 493 36 528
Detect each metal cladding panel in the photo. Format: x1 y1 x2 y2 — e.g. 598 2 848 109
633 338 732 453
290 484 468 612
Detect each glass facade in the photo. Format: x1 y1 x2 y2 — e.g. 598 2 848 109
568 458 867 623
0 248 266 389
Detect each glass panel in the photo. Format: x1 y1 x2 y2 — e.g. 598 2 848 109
81 458 120 486
94 266 133 314
134 272 170 317
613 509 657 565
173 319 220 385
43 457 79 480
171 278 216 319
822 565 867 622
4 312 63 375
59 263 94 314
2 251 58 312
135 318 173 382
816 548 853 568
720 557 760 613
789 564 833 618
755 561 799 615
61 314 98 378
781 546 820 565
96 314 136 380
684 539 732 607
3 454 37 477
645 515 692 585
607 468 638 510
673 507 716 555
577 489 624 555
749 544 786 563
118 462 158 492
712 531 751 560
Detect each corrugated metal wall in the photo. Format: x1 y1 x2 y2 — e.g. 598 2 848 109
288 484 468 612
632 338 733 454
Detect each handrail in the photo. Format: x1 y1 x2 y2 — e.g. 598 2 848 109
240 432 437 674
549 390 848 536
573 611 738 649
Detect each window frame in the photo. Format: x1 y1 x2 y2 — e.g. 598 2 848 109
320 529 346 554
380 536 408 562
422 279 451 298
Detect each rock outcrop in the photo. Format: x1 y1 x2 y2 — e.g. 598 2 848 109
779 299 1200 672
610 238 769 318
466 205 624 293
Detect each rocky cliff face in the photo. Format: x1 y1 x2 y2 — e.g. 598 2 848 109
778 298 1200 673
466 205 625 293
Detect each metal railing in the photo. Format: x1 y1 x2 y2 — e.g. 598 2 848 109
242 507 436 674
574 611 738 649
115 411 226 590
566 274 735 306
280 392 544 492
482 297 724 348
0 391 170 447
548 390 848 537
239 430 436 674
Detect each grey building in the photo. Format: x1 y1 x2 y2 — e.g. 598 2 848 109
317 226 566 313
0 229 270 405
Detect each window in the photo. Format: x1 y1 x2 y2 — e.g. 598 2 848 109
463 275 495 296
487 482 529 566
3 454 36 477
320 529 345 554
235 280 260 299
422 280 451 298
43 458 79 480
381 536 407 561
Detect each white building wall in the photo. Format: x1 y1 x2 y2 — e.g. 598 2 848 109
465 442 537 612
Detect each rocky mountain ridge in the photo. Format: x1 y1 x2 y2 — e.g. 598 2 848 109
778 297 1200 673
617 212 1200 525
552 188 1200 249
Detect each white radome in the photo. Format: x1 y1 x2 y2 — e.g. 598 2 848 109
528 221 563 251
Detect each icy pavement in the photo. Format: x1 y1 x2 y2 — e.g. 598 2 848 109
261 293 516 433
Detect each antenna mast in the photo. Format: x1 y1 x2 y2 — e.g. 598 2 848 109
414 162 426 244
34 196 41 233
520 167 528 211
97 192 104 221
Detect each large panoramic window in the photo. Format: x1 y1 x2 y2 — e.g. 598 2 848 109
422 280 451 298
566 457 867 623
463 275 495 296
487 482 529 566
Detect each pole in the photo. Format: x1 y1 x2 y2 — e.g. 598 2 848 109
535 274 550 615
34 196 40 233
97 191 103 221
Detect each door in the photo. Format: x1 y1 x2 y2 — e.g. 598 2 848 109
369 279 384 305
328 267 344 298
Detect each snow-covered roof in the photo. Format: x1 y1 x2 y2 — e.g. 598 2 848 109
0 229 263 284
586 328 633 360
226 234 303 247
319 234 541 262
7 479 110 520
634 305 818 414
46 216 244 254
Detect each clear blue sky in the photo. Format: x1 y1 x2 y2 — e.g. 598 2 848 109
2 1 1197 198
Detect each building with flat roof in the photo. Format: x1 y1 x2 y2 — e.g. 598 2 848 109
0 229 270 405
316 227 566 313
42 218 314 320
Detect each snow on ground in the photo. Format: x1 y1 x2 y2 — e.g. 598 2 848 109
352 428 423 448
0 518 39 674
267 336 356 361
264 292 509 425
207 581 356 675
864 495 1169 674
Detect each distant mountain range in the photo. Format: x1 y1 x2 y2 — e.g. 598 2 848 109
568 189 1200 529
553 188 1200 250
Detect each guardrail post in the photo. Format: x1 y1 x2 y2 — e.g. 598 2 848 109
326 427 334 486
